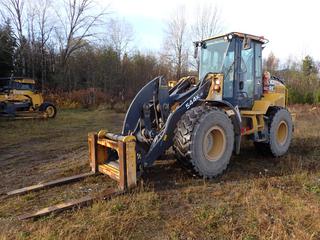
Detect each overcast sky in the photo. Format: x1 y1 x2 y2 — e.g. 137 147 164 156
100 0 319 62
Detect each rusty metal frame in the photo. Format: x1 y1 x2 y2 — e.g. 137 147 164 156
88 132 137 191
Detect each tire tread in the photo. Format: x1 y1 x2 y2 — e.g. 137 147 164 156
173 105 234 177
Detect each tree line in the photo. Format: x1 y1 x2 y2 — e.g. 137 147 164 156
0 0 319 104
264 53 320 104
0 0 221 100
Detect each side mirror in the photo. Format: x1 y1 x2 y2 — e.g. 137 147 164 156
193 44 198 59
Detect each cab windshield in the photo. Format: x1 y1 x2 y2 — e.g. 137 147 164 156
199 38 230 80
12 82 35 91
199 37 235 98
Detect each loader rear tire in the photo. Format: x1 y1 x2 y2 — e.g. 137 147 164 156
173 105 234 178
254 108 293 157
44 104 57 118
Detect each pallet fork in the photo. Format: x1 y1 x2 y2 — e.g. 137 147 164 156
6 131 137 220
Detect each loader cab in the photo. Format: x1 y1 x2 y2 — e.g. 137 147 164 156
198 32 265 109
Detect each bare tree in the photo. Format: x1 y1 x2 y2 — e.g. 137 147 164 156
26 2 36 78
54 0 108 91
34 0 54 90
191 3 223 41
190 3 223 71
162 6 189 79
105 18 134 93
106 18 134 59
56 0 107 66
264 52 279 74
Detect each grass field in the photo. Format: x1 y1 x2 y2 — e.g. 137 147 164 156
0 105 320 240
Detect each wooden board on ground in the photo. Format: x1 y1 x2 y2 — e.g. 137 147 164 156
18 188 121 220
6 172 95 196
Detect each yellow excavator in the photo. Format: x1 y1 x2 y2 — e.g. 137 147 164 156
0 77 57 119
7 32 294 219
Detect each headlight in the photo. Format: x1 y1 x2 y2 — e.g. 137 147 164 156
214 84 221 92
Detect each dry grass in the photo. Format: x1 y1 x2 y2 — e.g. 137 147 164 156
0 105 319 240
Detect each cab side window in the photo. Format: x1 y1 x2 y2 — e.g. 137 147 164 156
254 43 262 98
255 44 262 78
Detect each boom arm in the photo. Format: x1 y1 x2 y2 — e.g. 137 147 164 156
121 74 212 169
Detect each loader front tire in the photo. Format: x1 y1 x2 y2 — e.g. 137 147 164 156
173 106 207 167
173 106 234 178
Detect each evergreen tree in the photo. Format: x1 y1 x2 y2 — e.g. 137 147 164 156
0 21 16 77
302 55 318 76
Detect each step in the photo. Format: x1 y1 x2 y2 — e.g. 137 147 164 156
241 110 265 115
255 138 267 142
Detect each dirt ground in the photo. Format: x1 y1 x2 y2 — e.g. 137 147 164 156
0 105 319 240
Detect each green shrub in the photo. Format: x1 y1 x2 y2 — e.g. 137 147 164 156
304 92 314 104
288 88 304 104
316 89 320 104
287 86 319 104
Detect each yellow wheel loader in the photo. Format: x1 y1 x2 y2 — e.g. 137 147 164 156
0 77 57 119
7 32 294 219
91 32 293 180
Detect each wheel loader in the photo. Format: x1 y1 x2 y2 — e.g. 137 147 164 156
89 32 293 181
0 77 57 119
7 32 294 219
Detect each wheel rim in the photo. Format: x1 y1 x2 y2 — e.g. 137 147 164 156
276 120 288 146
46 106 55 118
203 126 226 161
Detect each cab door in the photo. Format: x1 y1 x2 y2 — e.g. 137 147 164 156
237 39 255 109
